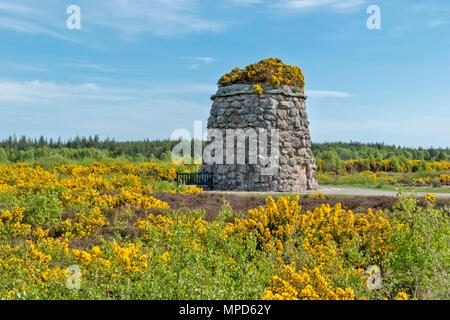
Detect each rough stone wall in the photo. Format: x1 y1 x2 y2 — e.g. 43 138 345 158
200 84 319 192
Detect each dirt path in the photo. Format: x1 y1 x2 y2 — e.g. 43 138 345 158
316 186 450 198
206 186 450 198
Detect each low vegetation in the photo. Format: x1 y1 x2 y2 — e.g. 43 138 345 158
0 161 448 299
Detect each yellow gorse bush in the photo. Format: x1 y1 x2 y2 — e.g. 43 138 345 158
423 193 437 203
440 174 449 184
112 242 149 273
0 162 200 212
56 207 108 239
0 161 206 299
308 192 325 199
224 196 395 300
263 265 356 300
218 58 305 90
224 196 302 253
179 185 203 194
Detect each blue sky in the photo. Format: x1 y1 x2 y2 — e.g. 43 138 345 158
0 0 449 147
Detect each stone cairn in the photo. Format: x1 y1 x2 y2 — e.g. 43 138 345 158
200 59 319 192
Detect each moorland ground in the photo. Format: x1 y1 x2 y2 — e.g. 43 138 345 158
153 192 450 222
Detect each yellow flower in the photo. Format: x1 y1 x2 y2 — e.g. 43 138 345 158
161 251 171 263
423 193 437 203
395 292 409 300
91 246 101 257
253 84 264 95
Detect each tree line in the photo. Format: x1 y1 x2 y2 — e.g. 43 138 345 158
0 135 448 164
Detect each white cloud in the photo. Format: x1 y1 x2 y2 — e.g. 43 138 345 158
0 0 224 41
0 3 38 14
227 0 264 6
306 90 352 98
84 0 224 38
277 0 366 11
428 18 449 27
0 79 216 104
410 4 426 12
0 17 74 42
184 56 215 70
1 62 48 72
0 80 346 108
147 83 216 94
195 57 215 63
401 4 450 30
0 79 212 139
59 62 123 73
0 0 372 42
0 80 130 103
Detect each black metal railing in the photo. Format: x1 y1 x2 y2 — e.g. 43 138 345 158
176 172 214 190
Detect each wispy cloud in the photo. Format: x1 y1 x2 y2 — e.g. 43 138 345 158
187 64 201 70
195 57 215 64
0 0 224 42
276 0 366 11
0 79 215 104
307 90 352 98
58 62 124 73
227 0 264 6
1 62 48 73
397 4 450 31
0 79 211 139
229 0 367 11
428 18 449 27
0 80 131 103
84 0 224 38
0 2 39 14
0 17 75 42
185 56 215 70
146 83 216 95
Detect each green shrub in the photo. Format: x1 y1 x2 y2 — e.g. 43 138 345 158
19 190 63 227
0 148 8 163
320 151 343 173
412 161 429 172
384 192 449 299
389 157 401 172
